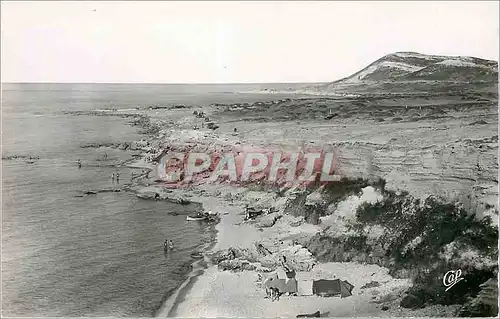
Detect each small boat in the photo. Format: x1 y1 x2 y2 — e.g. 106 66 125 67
190 252 204 259
186 215 207 221
296 311 320 318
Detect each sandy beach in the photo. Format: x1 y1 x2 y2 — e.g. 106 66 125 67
157 193 408 318
152 183 463 318
153 186 396 318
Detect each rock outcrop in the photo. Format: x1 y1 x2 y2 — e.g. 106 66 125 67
212 244 316 273
458 277 499 317
135 187 192 205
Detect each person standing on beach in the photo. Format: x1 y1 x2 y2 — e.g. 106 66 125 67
281 255 296 278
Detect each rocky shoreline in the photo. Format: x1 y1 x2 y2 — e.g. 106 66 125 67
75 93 497 317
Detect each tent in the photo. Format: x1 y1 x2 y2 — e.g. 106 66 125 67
265 278 298 294
276 268 287 279
285 278 298 294
297 280 314 296
342 280 354 296
312 279 354 298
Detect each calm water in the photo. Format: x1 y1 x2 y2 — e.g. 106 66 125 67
1 83 303 317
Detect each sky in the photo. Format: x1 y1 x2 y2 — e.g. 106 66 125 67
1 1 499 83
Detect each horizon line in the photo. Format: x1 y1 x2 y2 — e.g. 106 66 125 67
1 81 329 85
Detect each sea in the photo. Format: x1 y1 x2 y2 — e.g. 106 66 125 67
1 83 305 317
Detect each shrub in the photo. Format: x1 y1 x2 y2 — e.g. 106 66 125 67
308 186 498 308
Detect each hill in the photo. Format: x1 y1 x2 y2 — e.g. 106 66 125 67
332 52 498 84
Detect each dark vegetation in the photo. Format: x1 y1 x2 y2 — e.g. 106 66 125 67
283 177 385 224
212 88 497 124
352 193 497 310
281 177 499 315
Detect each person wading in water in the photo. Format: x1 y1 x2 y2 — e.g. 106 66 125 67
164 239 174 251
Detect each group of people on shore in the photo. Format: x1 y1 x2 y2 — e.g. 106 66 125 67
111 172 120 182
77 157 149 184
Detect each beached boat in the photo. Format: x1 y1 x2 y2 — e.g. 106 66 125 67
190 252 204 259
186 215 207 221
